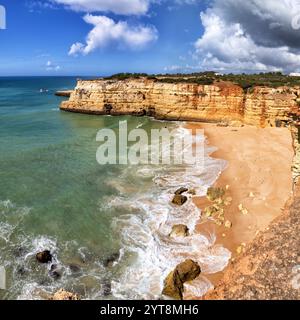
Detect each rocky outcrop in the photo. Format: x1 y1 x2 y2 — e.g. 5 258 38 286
162 260 201 300
60 78 300 127
172 194 188 206
174 187 189 195
51 289 80 300
36 250 52 264
55 90 73 97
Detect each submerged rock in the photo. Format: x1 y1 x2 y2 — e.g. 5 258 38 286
49 264 62 280
51 289 80 301
172 194 188 206
102 280 112 297
162 259 201 300
16 265 26 276
169 224 189 238
68 264 81 274
36 250 52 264
174 187 189 195
103 252 120 268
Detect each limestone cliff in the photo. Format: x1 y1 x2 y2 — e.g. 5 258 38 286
61 78 300 127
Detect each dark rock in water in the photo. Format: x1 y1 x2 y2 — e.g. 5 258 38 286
16 265 26 276
102 280 112 296
69 264 81 274
172 194 188 206
175 187 189 195
49 264 62 280
49 270 61 280
162 259 201 300
36 250 52 264
103 252 120 268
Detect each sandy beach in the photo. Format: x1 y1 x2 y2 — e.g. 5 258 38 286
187 123 295 289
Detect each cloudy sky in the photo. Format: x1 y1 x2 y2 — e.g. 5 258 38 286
1 0 300 75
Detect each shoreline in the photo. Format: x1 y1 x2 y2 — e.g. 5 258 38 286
186 123 294 295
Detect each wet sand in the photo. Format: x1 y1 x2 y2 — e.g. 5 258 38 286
187 123 294 289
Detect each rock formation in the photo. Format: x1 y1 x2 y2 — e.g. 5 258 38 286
162 259 201 300
51 289 80 301
174 187 189 195
169 224 189 238
172 194 188 206
36 250 52 264
60 78 299 128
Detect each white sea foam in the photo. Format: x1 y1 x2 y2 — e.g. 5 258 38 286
0 200 30 242
108 124 231 299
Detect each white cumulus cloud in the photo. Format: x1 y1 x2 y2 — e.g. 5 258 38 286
52 0 151 15
68 14 158 55
193 0 300 73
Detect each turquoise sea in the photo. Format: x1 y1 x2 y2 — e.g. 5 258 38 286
0 77 230 300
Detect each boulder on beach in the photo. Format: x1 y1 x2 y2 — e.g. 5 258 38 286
169 224 189 238
162 270 184 300
174 187 189 195
176 259 201 283
172 194 188 206
36 250 52 264
162 259 201 300
207 187 225 202
51 289 80 301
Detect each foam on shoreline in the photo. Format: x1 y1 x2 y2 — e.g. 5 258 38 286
107 124 231 299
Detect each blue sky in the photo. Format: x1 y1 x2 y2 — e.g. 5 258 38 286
1 1 300 76
0 0 206 76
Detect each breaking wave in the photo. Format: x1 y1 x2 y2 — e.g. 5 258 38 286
104 124 231 299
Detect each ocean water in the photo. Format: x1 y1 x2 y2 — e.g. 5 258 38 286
0 77 230 300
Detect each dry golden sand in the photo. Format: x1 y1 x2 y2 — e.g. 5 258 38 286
186 123 294 289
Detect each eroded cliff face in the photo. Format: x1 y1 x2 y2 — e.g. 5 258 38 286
203 182 300 300
61 78 300 127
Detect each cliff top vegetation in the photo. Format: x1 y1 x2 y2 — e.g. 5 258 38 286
103 72 300 93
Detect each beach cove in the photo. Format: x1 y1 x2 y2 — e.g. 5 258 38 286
188 123 294 295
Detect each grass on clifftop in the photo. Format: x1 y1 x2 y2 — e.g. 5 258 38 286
104 72 300 92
